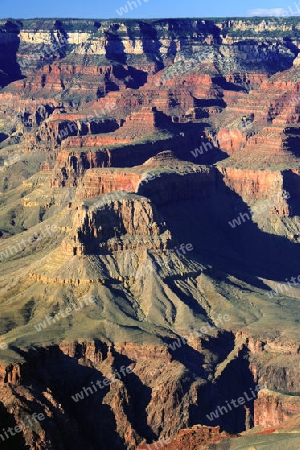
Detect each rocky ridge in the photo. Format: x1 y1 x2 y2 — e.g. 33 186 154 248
0 17 300 450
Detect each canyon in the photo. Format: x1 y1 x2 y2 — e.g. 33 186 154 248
0 17 299 449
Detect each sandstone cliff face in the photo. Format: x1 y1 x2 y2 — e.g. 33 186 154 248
0 332 298 449
62 194 172 255
0 362 22 385
49 149 113 187
254 390 300 428
219 167 287 204
0 17 297 110
75 170 142 199
12 19 297 72
61 107 166 149
1 16 300 450
218 166 300 217
137 426 232 450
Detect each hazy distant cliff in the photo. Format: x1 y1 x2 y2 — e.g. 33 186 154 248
0 17 299 87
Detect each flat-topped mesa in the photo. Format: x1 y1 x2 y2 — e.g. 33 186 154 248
61 106 165 149
35 116 119 147
49 140 191 189
61 193 173 255
75 165 215 204
59 136 127 151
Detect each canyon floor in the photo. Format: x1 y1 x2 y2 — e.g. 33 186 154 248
0 17 299 449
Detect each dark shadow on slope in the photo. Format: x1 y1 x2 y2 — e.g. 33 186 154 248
113 65 148 89
0 21 24 88
283 170 300 216
11 345 125 450
138 22 163 68
167 40 177 58
172 121 230 165
283 37 300 60
111 351 157 443
212 76 247 93
9 387 87 450
199 331 236 370
189 346 257 434
0 402 29 450
105 32 127 64
232 39 297 75
164 278 211 320
194 98 227 108
157 169 300 283
166 341 207 378
163 328 235 380
12 342 173 448
189 144 229 165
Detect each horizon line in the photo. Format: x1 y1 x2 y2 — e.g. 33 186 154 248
1 15 300 20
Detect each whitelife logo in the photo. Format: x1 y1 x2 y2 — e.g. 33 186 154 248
116 0 149 17
0 413 45 444
206 384 267 421
169 314 231 351
71 365 133 402
0 225 58 263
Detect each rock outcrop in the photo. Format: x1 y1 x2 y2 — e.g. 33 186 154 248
0 16 300 450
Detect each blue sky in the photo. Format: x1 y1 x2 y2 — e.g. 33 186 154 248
1 0 300 19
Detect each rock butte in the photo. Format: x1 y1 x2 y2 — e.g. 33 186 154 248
0 17 300 450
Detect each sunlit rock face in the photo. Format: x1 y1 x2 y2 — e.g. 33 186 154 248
0 17 300 450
